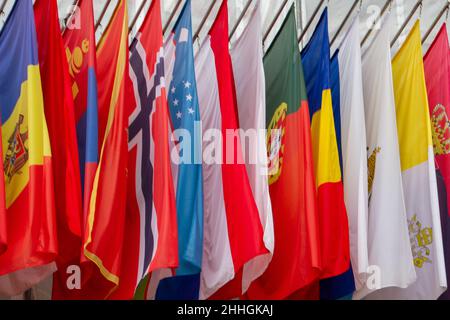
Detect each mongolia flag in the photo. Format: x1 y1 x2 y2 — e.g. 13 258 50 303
193 0 266 300
424 25 450 300
301 8 350 280
63 0 99 218
370 21 447 300
82 0 132 299
111 0 178 299
0 0 57 296
33 0 83 300
246 6 321 300
156 0 204 300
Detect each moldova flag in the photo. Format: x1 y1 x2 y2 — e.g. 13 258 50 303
34 0 83 300
0 0 57 297
247 6 321 300
301 8 351 281
63 0 99 220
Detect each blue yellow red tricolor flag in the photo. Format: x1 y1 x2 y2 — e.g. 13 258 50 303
34 0 83 300
63 0 99 220
81 0 132 299
0 0 57 296
301 9 351 281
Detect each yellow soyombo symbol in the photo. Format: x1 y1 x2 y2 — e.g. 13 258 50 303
266 103 287 185
66 39 89 99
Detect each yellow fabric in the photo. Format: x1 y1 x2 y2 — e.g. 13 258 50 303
392 21 432 172
84 0 128 287
311 89 342 187
2 65 51 208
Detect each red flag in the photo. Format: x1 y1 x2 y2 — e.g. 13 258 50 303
81 0 132 299
207 1 267 299
110 0 179 299
424 25 450 215
33 0 83 299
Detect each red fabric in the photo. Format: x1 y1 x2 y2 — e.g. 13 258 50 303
208 1 267 299
81 0 132 299
111 0 178 299
424 24 450 217
34 0 84 300
0 162 57 275
247 102 321 299
317 182 350 279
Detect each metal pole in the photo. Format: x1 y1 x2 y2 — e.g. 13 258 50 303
422 1 450 45
229 0 253 41
330 0 360 47
263 0 288 43
298 0 326 44
193 0 217 41
361 0 392 47
129 0 149 34
0 0 8 15
61 0 80 35
163 0 184 35
95 0 113 31
391 0 423 48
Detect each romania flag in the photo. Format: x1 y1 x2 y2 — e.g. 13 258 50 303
0 0 57 296
301 9 350 280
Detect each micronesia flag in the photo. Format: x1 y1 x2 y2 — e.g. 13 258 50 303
157 0 204 300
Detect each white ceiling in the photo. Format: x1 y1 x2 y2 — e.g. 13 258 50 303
0 0 449 56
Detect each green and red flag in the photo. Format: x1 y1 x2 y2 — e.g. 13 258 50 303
247 6 321 300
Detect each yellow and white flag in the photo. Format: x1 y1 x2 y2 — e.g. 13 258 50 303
374 21 447 300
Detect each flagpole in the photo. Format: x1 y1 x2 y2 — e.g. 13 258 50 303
262 0 288 44
163 0 184 35
229 0 253 41
96 0 120 47
361 0 392 47
422 1 450 45
129 0 149 34
298 0 326 44
193 0 217 42
390 0 423 48
61 0 80 35
0 0 8 15
330 0 360 47
95 0 113 31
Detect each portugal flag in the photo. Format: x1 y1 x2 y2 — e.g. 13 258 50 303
0 0 57 296
82 0 132 299
246 6 321 300
34 0 83 300
301 8 350 280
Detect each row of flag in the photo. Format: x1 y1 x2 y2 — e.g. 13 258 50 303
0 0 449 300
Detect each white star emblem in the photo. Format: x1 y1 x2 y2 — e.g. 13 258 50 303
184 81 191 89
171 86 176 94
176 111 182 119
186 94 192 102
173 99 179 106
188 108 195 115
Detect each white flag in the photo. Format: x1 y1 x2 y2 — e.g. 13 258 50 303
195 37 235 299
356 14 417 299
337 18 369 292
230 1 274 294
370 20 447 300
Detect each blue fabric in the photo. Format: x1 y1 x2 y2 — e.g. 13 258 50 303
0 0 39 123
156 0 204 300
